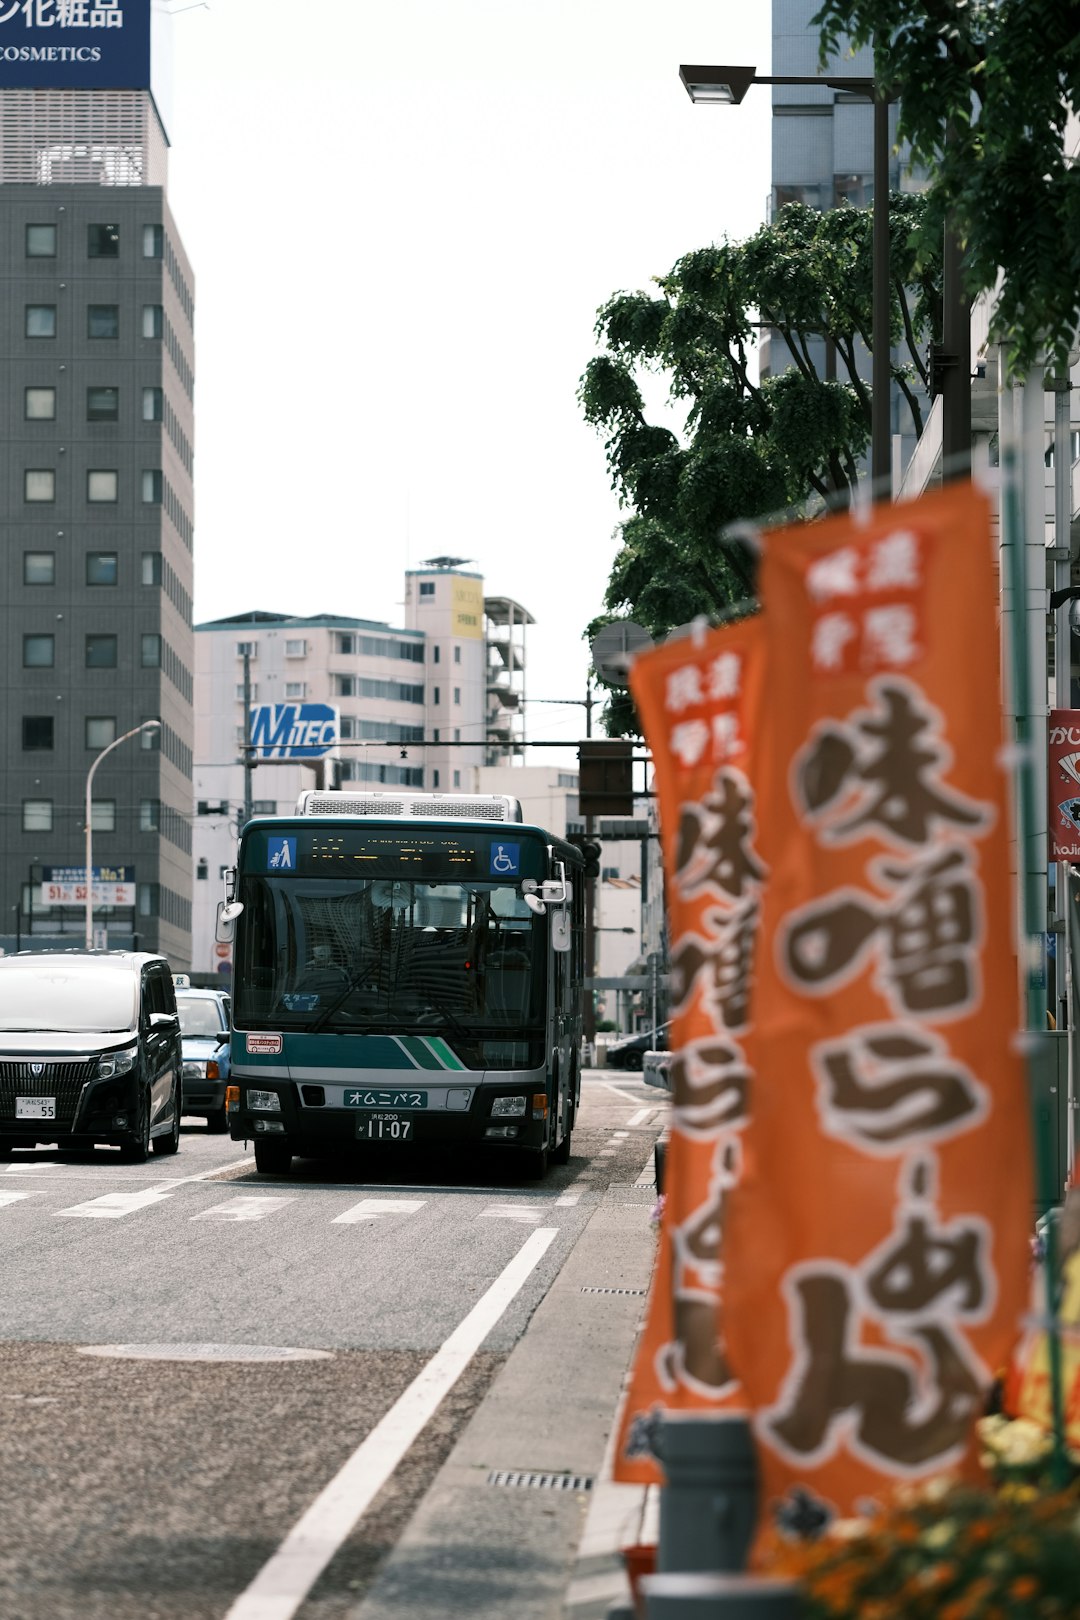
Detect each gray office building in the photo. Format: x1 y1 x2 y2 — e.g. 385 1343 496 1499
0 83 195 966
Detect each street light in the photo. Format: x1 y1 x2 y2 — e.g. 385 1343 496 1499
84 720 160 951
679 63 892 491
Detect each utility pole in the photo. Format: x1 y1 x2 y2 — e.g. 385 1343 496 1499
242 649 254 829
584 676 597 1052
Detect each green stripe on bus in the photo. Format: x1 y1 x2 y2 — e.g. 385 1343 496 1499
425 1036 467 1071
399 1036 444 1071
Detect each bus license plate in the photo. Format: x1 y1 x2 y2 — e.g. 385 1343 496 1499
16 1097 55 1119
356 1112 413 1143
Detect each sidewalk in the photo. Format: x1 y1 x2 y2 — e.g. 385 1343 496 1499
349 1148 658 1620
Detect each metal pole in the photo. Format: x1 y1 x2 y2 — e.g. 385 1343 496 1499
1053 370 1075 1164
871 88 891 491
84 720 161 951
242 650 254 829
941 214 971 478
584 677 597 1051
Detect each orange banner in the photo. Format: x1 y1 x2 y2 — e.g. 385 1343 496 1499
613 617 763 1483
723 485 1032 1545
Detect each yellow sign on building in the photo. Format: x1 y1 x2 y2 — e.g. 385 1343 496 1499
452 578 483 639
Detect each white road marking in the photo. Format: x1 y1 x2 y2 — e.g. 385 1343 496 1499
57 1188 175 1220
599 1150 618 1158
223 1226 558 1620
634 1146 658 1188
478 1204 543 1224
612 1130 630 1139
191 1197 294 1223
554 1191 581 1207
332 1198 426 1225
0 1190 40 1208
593 1080 647 1103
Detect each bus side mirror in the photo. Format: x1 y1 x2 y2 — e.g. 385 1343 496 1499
216 900 243 943
551 911 571 952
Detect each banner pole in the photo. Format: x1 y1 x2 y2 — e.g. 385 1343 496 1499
1002 439 1069 1485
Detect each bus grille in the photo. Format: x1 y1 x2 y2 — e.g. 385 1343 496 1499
297 792 521 822
0 1060 95 1127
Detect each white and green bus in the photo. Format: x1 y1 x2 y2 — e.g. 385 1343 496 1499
222 791 585 1178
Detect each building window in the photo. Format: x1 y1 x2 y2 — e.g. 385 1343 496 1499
141 304 163 339
432 729 440 742
138 882 159 917
24 469 55 503
23 553 54 586
87 469 118 503
139 799 160 832
453 770 461 788
141 633 162 667
251 800 277 815
86 552 118 586
142 386 162 421
87 304 119 339
87 386 119 422
419 581 435 597
235 683 258 700
22 799 52 833
453 687 461 705
23 634 54 668
25 386 55 420
88 223 120 258
90 799 116 832
285 639 307 657
433 769 440 788
432 686 440 705
26 223 56 257
141 469 162 504
86 634 117 669
433 645 441 664
284 681 306 699
336 633 355 654
453 728 461 742
142 223 163 258
141 552 162 585
236 641 257 658
86 716 116 749
454 645 461 664
196 858 209 880
26 304 56 338
22 716 53 751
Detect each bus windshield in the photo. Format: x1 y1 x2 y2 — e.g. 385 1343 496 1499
234 875 542 1035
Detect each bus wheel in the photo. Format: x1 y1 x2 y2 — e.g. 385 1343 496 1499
254 1138 292 1176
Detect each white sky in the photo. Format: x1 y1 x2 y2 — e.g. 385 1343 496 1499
164 0 772 749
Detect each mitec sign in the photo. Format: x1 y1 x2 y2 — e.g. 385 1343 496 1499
0 0 150 91
249 703 339 762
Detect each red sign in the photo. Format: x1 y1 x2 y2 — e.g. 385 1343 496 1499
1048 708 1080 860
246 1033 282 1056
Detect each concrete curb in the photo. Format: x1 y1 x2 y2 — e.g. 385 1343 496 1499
350 1174 658 1620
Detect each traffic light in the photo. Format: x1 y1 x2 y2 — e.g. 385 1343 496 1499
568 834 602 879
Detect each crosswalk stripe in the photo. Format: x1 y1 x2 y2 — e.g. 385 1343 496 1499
191 1197 294 1223
332 1199 426 1225
479 1204 543 1224
57 1188 174 1219
0 1190 40 1208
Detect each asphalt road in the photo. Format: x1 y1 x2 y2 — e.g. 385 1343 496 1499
0 1071 665 1620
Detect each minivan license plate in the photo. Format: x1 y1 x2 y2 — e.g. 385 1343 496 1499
356 1112 412 1142
16 1097 55 1120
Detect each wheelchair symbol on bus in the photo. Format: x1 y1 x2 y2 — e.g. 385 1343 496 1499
490 842 520 876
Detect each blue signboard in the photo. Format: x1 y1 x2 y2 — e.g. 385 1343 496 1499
489 842 520 877
249 703 339 761
0 0 151 91
266 837 297 872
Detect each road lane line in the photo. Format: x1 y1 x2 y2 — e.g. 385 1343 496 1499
332 1198 426 1225
478 1204 543 1224
56 1187 175 1219
191 1196 294 1223
223 1226 559 1620
593 1080 647 1103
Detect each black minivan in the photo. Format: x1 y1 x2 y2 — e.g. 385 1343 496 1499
0 952 183 1161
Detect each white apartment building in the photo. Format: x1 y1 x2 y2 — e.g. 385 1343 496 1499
190 562 535 977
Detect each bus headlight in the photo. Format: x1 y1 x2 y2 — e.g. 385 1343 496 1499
491 1096 526 1118
247 1089 280 1112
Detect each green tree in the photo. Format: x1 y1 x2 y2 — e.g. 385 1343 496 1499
579 194 940 731
813 0 1080 374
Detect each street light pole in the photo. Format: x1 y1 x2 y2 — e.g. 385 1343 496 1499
679 64 893 492
84 720 161 951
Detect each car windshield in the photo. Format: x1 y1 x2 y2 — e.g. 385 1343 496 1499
176 997 225 1039
0 966 137 1033
234 875 543 1034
